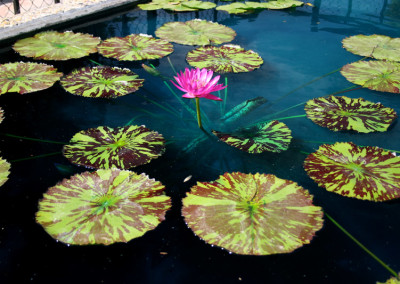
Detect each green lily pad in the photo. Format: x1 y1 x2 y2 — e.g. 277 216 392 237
138 0 215 11
305 96 397 133
0 157 10 187
0 62 63 95
98 34 173 61
377 274 400 284
342 34 400 62
304 142 400 201
155 19 236 46
216 2 268 14
60 66 144 98
36 168 171 245
340 60 400 93
182 172 324 255
13 31 100 61
186 44 263 73
180 0 216 10
63 125 165 169
212 120 292 153
263 0 304 9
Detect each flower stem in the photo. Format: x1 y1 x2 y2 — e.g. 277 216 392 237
195 97 203 129
2 133 67 145
11 151 61 162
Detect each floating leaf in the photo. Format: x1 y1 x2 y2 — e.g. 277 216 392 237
186 44 263 73
182 172 324 255
342 34 400 62
181 1 216 10
221 96 267 123
304 142 400 201
98 34 173 61
13 31 100 61
263 0 304 9
305 96 397 133
377 274 400 284
0 62 63 95
0 107 4 124
60 66 144 98
340 61 400 93
0 157 10 187
36 168 171 245
63 125 165 169
216 2 266 14
212 120 292 153
155 19 236 46
138 0 216 11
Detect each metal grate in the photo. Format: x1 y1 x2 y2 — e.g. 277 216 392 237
0 0 60 18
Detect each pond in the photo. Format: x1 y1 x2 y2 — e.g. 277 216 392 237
0 0 400 283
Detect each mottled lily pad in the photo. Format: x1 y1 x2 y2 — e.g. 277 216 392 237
182 172 324 255
13 31 100 61
304 142 400 201
98 34 173 61
36 168 171 245
212 120 292 153
342 34 400 62
63 125 165 169
341 61 400 93
0 62 63 95
155 19 236 46
305 96 397 133
60 66 144 98
186 44 263 73
0 157 10 187
0 107 4 124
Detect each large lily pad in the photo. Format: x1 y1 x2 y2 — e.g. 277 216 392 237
63 125 165 169
304 142 400 201
13 31 100 61
186 44 263 73
139 0 216 11
212 120 292 153
155 19 236 46
36 168 171 245
305 96 397 133
98 34 173 61
341 60 400 93
342 34 400 62
216 1 303 14
182 172 324 255
60 66 144 98
263 0 304 9
0 157 11 187
0 62 63 95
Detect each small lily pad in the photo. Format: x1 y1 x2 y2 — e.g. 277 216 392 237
0 157 10 187
13 31 100 61
212 120 292 153
0 62 63 95
186 44 263 73
60 66 144 98
304 142 400 201
182 172 324 255
98 34 173 61
305 96 397 133
36 168 171 245
155 19 236 46
63 125 165 169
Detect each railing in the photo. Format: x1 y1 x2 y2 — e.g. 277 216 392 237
0 0 60 18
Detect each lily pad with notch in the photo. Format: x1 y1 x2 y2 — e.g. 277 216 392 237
36 168 171 245
63 125 165 169
304 142 400 201
182 172 324 255
60 66 144 98
305 95 397 133
186 44 263 73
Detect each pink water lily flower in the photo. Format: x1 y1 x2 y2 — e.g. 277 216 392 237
172 68 226 101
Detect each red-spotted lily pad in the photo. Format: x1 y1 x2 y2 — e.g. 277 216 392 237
212 120 292 153
304 142 400 201
182 172 324 255
155 19 236 46
340 61 400 93
36 168 171 245
342 35 400 62
305 96 397 133
139 0 216 11
0 62 63 95
186 44 263 73
60 66 144 98
63 125 165 169
0 157 10 187
13 31 100 61
98 34 173 61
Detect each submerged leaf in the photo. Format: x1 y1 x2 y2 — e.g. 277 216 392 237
304 142 400 201
0 157 10 187
221 96 267 122
305 96 397 133
182 172 324 255
36 168 171 245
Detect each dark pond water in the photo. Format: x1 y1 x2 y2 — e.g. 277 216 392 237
0 0 400 283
